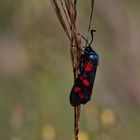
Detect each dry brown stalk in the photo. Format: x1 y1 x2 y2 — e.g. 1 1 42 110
51 0 95 139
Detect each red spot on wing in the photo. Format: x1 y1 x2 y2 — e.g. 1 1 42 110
79 93 84 99
74 87 81 93
85 62 91 72
83 79 90 86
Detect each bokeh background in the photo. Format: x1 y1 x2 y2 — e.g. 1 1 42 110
0 0 140 140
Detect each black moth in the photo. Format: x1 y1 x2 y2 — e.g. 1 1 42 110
70 30 99 106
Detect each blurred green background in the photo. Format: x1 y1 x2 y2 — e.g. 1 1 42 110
0 0 140 140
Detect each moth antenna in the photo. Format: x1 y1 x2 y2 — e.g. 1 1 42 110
78 33 90 47
89 29 96 46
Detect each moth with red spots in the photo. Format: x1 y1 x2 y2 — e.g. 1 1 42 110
70 38 99 106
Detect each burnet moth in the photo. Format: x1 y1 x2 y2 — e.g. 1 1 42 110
70 30 99 106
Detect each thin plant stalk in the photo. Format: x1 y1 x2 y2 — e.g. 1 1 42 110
51 0 95 139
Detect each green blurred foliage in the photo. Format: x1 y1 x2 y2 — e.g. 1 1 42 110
0 0 140 140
